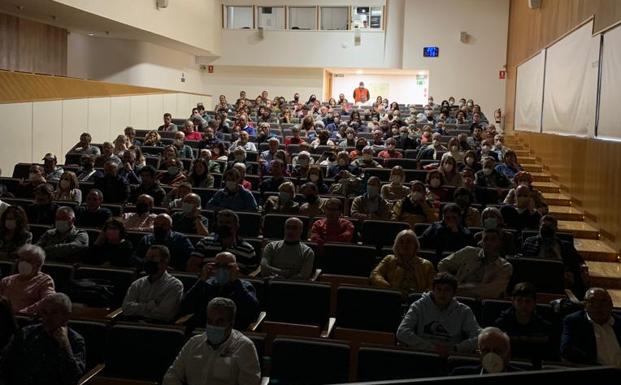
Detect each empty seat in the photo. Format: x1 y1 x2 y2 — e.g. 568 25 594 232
41 262 74 294
357 347 444 381
235 211 262 237
73 266 137 307
264 280 331 327
336 286 403 332
507 257 565 294
270 337 350 385
481 299 512 327
361 220 411 248
68 319 107 369
102 324 185 381
171 271 200 293
319 243 379 277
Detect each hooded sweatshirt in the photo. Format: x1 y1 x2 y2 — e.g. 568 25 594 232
396 292 480 353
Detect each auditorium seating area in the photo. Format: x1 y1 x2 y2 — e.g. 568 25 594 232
1 94 619 385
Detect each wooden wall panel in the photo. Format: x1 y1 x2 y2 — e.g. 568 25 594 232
0 12 67 76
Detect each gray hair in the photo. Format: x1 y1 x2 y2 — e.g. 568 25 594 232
17 244 46 265
207 297 237 323
57 206 75 219
478 326 510 346
41 292 72 314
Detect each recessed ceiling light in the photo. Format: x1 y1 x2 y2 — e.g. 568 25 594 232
356 69 363 75
88 33 95 36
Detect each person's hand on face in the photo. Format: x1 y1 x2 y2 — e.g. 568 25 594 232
201 262 215 281
51 326 71 351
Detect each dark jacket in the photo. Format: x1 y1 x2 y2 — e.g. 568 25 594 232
419 221 475 258
560 310 621 365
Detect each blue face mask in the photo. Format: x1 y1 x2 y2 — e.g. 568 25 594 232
205 324 227 345
215 268 230 286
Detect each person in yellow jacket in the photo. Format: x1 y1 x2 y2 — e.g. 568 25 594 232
391 181 438 228
370 229 436 297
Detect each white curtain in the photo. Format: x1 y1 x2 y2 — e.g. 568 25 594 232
542 21 599 136
597 23 621 139
289 7 316 30
515 51 545 132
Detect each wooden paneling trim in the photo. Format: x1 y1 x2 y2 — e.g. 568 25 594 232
516 131 621 253
0 70 210 104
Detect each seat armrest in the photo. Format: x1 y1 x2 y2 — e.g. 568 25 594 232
78 363 105 385
564 289 580 304
260 376 270 385
320 317 336 338
105 308 123 320
311 269 322 281
248 311 267 332
175 313 194 325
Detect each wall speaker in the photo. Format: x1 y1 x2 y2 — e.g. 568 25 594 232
156 0 169 9
528 0 541 9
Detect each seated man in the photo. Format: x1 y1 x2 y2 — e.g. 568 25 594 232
522 215 588 297
76 154 102 183
350 176 390 220
164 297 261 385
189 210 258 275
158 112 178 132
561 287 621 366
66 132 101 157
207 168 258 211
298 182 326 218
75 189 112 228
0 244 55 314
122 194 157 232
501 184 542 231
133 214 194 271
26 183 59 225
42 152 64 182
451 327 520 375
495 282 555 366
122 245 183 323
419 203 475 258
259 159 287 194
474 156 510 189
351 146 382 168
261 217 315 280
37 206 89 263
397 272 480 354
310 198 354 245
438 228 513 299
171 193 209 236
0 293 85 385
93 160 130 204
181 253 260 331
130 165 166 207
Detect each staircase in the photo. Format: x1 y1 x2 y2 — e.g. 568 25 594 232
507 137 621 306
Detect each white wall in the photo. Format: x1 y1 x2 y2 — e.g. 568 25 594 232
68 33 211 95
203 66 324 108
402 0 509 118
0 93 210 175
53 0 221 55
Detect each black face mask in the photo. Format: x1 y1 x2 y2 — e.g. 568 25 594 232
82 162 93 170
153 227 169 240
217 225 232 238
455 196 470 209
356 145 365 152
136 203 150 214
144 260 159 275
306 195 318 204
540 225 555 240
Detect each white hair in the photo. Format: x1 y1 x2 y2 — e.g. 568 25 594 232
17 244 46 265
207 297 237 323
41 292 72 313
56 206 75 219
478 326 510 345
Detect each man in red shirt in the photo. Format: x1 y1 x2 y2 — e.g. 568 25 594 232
310 198 354 245
353 81 370 103
183 120 203 141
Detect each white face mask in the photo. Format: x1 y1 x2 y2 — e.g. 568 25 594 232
55 220 71 233
182 202 195 215
430 178 441 188
411 191 423 201
309 174 320 182
466 157 475 166
18 260 33 277
443 164 454 173
60 180 70 190
450 145 458 152
390 175 402 184
4 219 16 230
482 352 504 373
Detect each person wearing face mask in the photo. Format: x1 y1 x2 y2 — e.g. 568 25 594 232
395 126 418 150
76 154 102 183
259 159 287 195
171 193 209 236
397 272 480 356
122 194 157 231
439 155 464 187
370 230 435 296
494 149 522 180
26 183 59 225
381 166 411 202
121 245 183 323
351 176 390 220
453 187 481 227
451 327 519 375
261 218 315 280
475 157 510 192
0 244 55 314
494 283 555 367
19 164 47 198
173 131 195 159
310 198 354 246
420 204 475 259
159 158 186 186
226 146 252 174
349 138 369 161
208 169 258 211
53 171 82 204
352 146 382 169
467 127 484 151
418 132 448 161
36 206 88 263
460 150 481 173
426 170 451 202
504 171 548 215
165 297 261 385
438 228 513 299
0 293 86 385
338 128 357 149
445 138 464 165
391 181 437 228
0 206 32 258
522 215 588 297
299 182 326 218
474 207 518 257
133 213 194 271
42 153 64 183
501 185 542 231
378 137 403 160
190 210 258 275
130 165 166 206
88 218 134 266
94 160 130 204
74 189 112 228
264 182 299 215
231 163 253 191
328 151 360 178
291 151 313 178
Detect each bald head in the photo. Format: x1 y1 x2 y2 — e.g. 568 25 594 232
585 287 613 325
154 214 172 235
478 327 511 367
284 217 304 242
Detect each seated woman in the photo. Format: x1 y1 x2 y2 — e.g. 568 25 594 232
504 171 548 215
439 155 464 187
453 187 481 228
86 218 134 267
0 206 32 259
53 171 82 204
460 150 481 172
495 150 522 181
474 207 519 256
381 166 410 202
426 169 451 203
370 229 436 297
303 165 329 194
159 158 186 186
187 158 214 188
391 181 437 228
212 142 229 162
446 137 465 164
143 130 163 147
264 181 299 215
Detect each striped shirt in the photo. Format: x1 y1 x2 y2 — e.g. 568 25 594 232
192 235 258 275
